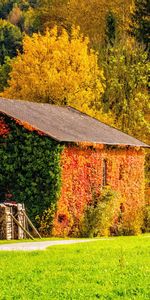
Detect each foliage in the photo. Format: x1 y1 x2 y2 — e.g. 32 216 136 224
35 0 133 49
8 3 23 27
0 0 14 19
22 6 40 34
0 19 22 64
0 236 150 299
142 204 150 232
101 42 150 140
35 0 69 32
53 145 145 237
0 1 31 19
2 26 105 112
145 150 150 187
0 114 64 223
105 11 116 46
36 203 56 236
0 56 12 92
130 0 150 51
80 186 122 237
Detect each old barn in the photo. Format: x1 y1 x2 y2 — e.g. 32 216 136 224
0 98 149 237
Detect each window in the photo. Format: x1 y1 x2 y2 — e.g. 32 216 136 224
58 214 67 223
119 164 124 180
102 159 107 186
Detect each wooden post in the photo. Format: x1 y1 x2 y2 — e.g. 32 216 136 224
21 210 41 238
9 214 34 240
5 209 8 240
10 207 14 239
22 204 26 239
17 204 24 239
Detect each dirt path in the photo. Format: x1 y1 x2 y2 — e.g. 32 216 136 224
0 238 106 251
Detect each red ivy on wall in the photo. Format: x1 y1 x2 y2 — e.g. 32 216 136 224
53 145 145 236
0 116 10 136
1 115 145 237
0 115 45 137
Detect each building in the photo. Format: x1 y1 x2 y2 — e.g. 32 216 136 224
0 98 149 236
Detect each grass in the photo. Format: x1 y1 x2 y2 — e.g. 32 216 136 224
0 236 149 300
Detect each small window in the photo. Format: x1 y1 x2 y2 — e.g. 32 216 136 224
119 164 124 180
102 159 107 186
58 214 67 223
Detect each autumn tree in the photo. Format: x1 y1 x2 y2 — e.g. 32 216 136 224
2 26 105 112
8 3 23 26
101 42 150 141
35 0 134 49
34 0 69 33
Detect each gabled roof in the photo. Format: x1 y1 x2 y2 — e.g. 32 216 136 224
0 97 149 148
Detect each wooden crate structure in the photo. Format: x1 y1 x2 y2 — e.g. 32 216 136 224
0 203 27 240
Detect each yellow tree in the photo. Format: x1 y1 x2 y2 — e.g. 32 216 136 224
36 0 134 49
67 0 134 47
2 26 105 112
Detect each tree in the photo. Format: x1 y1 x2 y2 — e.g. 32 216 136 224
2 26 105 112
0 57 12 92
35 0 69 32
0 0 28 19
0 0 14 19
105 12 116 46
0 19 22 64
101 42 150 141
130 0 150 51
8 3 23 26
33 0 134 49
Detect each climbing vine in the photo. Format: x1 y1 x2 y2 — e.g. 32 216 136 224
0 114 64 224
53 145 145 237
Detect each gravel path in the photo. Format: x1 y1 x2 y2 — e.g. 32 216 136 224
0 239 105 251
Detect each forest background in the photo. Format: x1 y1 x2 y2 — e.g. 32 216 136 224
0 0 149 190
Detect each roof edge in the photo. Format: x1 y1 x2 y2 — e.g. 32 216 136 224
67 106 150 148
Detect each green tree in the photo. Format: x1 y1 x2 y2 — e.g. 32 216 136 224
0 0 14 19
105 12 117 46
130 0 150 51
0 0 31 19
0 19 22 64
0 57 12 92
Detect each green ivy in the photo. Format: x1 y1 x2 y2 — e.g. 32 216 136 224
0 115 64 224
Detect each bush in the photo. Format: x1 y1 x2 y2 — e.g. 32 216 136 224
79 186 122 237
117 210 143 236
36 204 56 237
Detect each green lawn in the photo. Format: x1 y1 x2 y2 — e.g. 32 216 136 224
0 236 149 300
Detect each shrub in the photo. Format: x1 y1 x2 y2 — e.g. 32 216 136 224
117 210 144 236
79 186 122 237
36 204 56 237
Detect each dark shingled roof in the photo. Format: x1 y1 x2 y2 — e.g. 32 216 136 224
0 97 149 148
